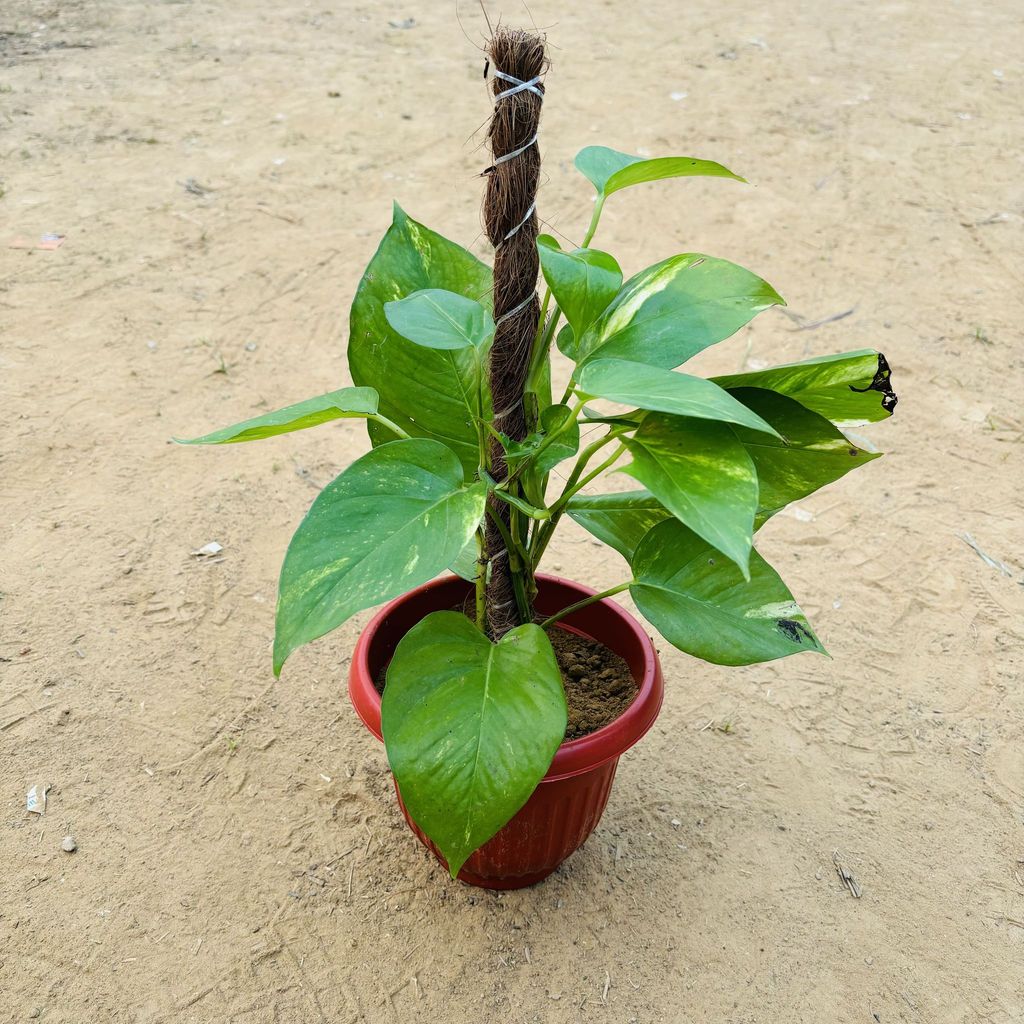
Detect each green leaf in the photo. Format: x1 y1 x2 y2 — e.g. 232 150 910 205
384 288 494 351
621 413 757 576
630 519 826 666
348 204 492 475
728 388 882 517
274 439 486 675
575 254 784 368
567 489 673 563
537 235 622 339
505 403 580 477
382 612 567 878
575 146 745 198
568 392 862 556
577 359 779 436
176 387 379 445
555 322 577 361
713 350 897 426
449 538 480 582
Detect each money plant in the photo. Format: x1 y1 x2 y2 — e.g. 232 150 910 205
181 135 896 879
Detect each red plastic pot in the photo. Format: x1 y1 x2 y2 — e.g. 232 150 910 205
348 574 664 890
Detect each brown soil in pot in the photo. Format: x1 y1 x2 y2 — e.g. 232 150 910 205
544 627 639 739
372 625 638 740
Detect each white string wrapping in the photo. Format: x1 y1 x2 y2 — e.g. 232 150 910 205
493 292 533 328
493 131 538 167
494 70 543 100
503 200 535 240
490 68 543 243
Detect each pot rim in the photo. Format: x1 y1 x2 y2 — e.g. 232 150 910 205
348 573 664 781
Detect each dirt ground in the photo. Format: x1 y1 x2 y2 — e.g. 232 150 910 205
2 0 1023 1021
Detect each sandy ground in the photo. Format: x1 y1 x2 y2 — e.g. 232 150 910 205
2 0 1023 1021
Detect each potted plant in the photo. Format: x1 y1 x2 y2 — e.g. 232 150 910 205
179 28 896 889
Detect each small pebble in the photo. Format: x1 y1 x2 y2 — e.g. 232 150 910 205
61 836 78 853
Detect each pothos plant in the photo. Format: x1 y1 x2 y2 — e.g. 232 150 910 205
181 146 896 877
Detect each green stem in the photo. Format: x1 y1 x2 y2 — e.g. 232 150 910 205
529 432 628 566
369 413 410 440
474 528 487 632
581 194 606 248
475 350 489 477
485 505 531 624
488 485 550 520
537 581 632 631
527 299 561 399
551 443 626 513
485 504 529 578
532 443 627 564
533 287 552 351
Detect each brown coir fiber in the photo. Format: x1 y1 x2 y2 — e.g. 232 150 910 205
481 28 548 640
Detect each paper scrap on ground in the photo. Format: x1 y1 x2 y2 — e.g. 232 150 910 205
191 541 224 557
27 783 51 815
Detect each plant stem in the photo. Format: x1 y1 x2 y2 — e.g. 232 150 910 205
529 432 628 565
485 505 532 624
369 413 410 440
533 287 552 350
537 581 632 630
581 195 606 248
475 350 489 477
552 442 626 512
474 528 487 632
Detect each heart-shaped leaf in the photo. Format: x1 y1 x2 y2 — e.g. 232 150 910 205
630 519 826 665
537 235 622 339
727 388 882 516
577 359 779 436
176 387 380 445
348 204 492 475
382 612 567 878
384 288 495 351
575 146 745 198
713 350 897 426
567 489 673 563
575 254 784 368
621 413 757 576
274 439 486 674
